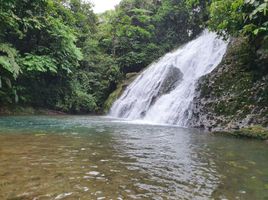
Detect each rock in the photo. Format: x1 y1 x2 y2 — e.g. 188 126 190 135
188 37 268 134
103 72 139 113
231 125 240 130
158 65 183 95
149 65 183 107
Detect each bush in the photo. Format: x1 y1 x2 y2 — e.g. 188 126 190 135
71 91 97 113
56 91 97 113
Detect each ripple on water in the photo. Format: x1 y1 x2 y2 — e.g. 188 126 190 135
86 171 100 176
74 185 89 192
54 192 73 200
0 116 268 200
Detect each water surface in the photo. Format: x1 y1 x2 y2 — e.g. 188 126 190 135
0 116 267 199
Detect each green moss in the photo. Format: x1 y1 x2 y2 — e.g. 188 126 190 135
0 106 35 115
103 72 138 113
103 83 124 113
198 37 267 123
0 106 66 116
227 161 248 170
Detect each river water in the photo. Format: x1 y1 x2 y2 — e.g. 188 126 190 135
0 116 267 200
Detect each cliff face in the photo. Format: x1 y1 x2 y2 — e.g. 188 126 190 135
189 37 268 131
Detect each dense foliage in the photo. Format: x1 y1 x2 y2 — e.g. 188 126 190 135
0 0 206 113
0 0 267 113
187 0 268 48
0 0 94 112
209 0 267 73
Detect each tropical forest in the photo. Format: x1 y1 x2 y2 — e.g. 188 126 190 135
0 0 267 199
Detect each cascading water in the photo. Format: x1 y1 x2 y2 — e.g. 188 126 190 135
109 31 228 126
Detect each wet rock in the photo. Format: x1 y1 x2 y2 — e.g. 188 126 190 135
104 73 139 113
149 65 183 107
157 65 183 95
228 124 240 130
188 37 268 134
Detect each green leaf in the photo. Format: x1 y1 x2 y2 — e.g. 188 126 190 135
21 54 57 73
0 43 20 78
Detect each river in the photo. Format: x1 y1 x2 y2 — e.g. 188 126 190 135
0 116 267 199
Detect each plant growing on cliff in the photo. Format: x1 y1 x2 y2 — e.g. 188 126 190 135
187 0 268 43
209 0 268 40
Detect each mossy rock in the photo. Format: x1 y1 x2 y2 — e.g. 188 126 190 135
103 72 139 113
0 106 36 115
103 83 124 113
215 126 268 140
0 106 66 116
189 36 268 130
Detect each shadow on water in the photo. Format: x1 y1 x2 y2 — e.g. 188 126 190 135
0 115 267 199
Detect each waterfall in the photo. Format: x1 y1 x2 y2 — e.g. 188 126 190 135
109 31 228 126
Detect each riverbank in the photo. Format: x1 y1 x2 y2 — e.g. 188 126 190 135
213 126 268 141
1 106 267 141
0 106 66 116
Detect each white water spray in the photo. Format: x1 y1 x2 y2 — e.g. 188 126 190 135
109 31 228 126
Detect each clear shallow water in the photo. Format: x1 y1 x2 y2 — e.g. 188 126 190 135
0 116 267 200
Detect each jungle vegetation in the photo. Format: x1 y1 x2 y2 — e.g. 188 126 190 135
0 0 267 113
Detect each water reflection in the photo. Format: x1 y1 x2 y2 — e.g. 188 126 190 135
111 124 220 199
0 116 267 200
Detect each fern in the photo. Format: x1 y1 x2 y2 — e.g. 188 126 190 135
21 54 58 73
0 43 20 78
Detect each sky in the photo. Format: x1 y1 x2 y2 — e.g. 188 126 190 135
89 0 122 13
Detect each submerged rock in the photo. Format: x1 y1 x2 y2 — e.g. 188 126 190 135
213 126 268 140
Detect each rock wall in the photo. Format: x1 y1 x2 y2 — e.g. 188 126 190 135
189 37 268 131
103 73 139 113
